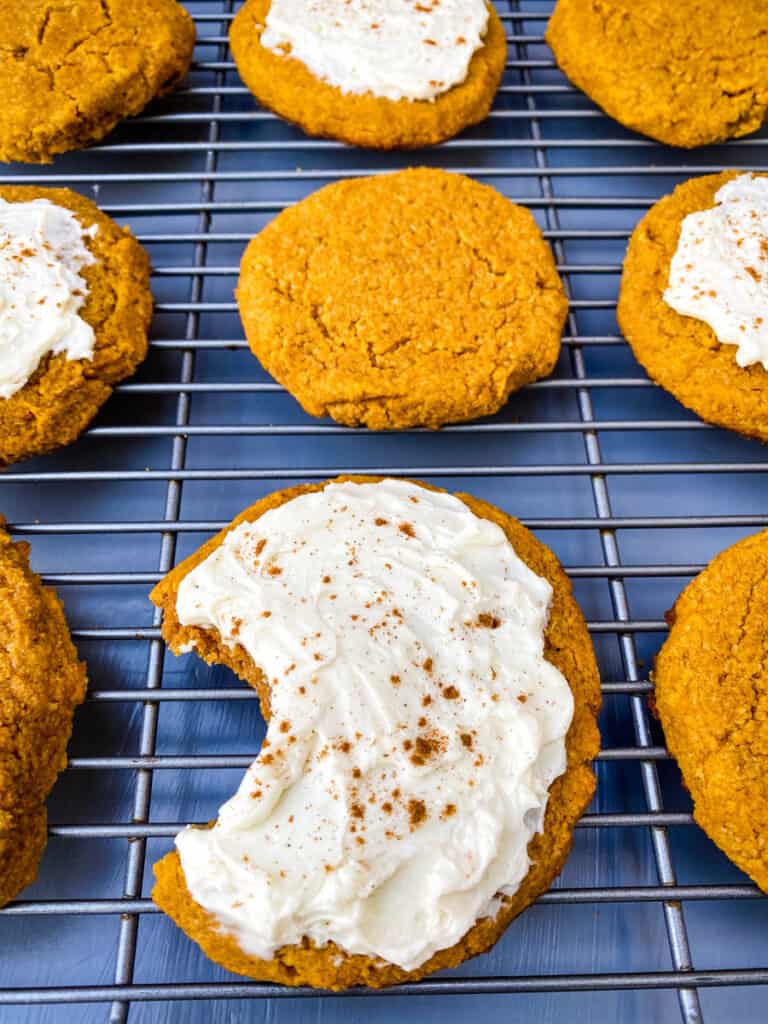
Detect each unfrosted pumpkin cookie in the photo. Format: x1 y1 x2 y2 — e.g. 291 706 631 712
0 524 87 908
618 172 768 441
151 475 601 990
237 168 568 430
229 0 506 149
0 0 195 163
655 530 768 891
0 186 152 466
547 0 768 148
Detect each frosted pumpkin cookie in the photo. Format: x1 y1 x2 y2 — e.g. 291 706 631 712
655 530 768 891
237 168 568 430
0 524 87 907
151 476 601 990
618 172 768 441
229 0 507 149
0 186 152 465
547 0 768 148
0 0 195 163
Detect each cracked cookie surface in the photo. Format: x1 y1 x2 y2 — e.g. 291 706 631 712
547 0 768 148
0 0 195 163
0 186 152 465
237 168 568 430
150 475 601 989
655 530 768 891
0 524 87 908
230 0 506 150
618 172 768 442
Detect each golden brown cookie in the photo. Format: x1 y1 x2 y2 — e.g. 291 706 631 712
237 168 567 430
0 524 87 908
151 475 601 990
0 0 195 163
655 529 768 892
0 186 152 466
230 0 506 149
617 172 768 442
547 0 768 148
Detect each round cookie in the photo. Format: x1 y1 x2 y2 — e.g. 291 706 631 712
617 172 768 442
229 0 506 149
151 475 601 990
546 0 768 148
0 0 195 163
654 530 768 892
0 186 152 466
0 523 87 908
237 168 568 430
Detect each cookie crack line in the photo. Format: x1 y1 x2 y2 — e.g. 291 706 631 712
709 572 767 753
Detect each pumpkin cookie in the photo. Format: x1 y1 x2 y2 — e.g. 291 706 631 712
655 530 768 891
0 525 87 907
151 475 600 990
0 0 195 163
229 0 506 149
237 168 567 430
618 172 768 441
547 0 768 148
0 186 152 466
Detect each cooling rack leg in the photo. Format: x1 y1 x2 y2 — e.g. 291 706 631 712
512 4 702 1020
107 6 234 1021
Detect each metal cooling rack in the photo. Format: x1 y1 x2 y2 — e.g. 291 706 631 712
1 2 767 1022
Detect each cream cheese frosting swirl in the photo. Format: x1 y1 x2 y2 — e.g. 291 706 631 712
260 0 490 102
664 173 768 370
173 480 574 971
0 198 97 399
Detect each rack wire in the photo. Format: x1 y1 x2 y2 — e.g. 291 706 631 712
1 2 767 1022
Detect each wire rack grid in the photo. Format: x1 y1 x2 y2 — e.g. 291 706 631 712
1 2 767 1022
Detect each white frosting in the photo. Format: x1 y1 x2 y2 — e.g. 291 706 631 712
174 479 574 971
0 198 97 399
664 174 768 370
261 0 490 102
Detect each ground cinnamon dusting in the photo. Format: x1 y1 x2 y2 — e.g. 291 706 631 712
408 798 428 828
